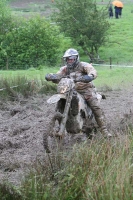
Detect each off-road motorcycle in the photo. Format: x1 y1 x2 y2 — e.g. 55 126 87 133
43 73 102 153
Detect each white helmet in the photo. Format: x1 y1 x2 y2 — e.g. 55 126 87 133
63 48 79 69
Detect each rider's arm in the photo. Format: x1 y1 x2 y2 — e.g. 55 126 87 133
56 66 67 76
83 63 97 79
74 62 97 83
45 66 67 83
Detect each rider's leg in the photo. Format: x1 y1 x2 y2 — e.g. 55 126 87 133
86 97 112 138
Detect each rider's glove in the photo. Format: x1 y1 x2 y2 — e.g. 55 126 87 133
45 74 55 81
45 74 61 83
75 75 94 83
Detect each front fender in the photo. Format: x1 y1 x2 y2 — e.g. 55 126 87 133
47 94 66 104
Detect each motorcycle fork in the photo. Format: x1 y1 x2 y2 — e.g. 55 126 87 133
57 89 73 137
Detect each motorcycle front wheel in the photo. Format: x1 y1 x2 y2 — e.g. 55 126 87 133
43 112 64 153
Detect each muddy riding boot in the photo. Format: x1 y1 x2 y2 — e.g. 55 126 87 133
95 116 112 138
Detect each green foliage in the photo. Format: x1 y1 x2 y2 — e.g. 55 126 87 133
0 0 12 36
0 0 14 68
53 0 110 61
0 16 64 69
0 1 71 70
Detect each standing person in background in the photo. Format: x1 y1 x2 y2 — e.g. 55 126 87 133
114 6 119 18
108 4 114 18
118 7 123 17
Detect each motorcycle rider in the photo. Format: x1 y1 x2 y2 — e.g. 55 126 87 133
45 48 112 138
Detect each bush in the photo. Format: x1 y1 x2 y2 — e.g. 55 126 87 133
0 16 63 69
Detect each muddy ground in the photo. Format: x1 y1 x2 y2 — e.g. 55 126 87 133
0 87 133 186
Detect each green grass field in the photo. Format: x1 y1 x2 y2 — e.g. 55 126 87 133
0 66 133 92
99 3 133 65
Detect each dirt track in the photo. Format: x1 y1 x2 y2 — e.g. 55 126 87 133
0 87 133 185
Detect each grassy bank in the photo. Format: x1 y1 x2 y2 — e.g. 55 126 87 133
0 66 133 92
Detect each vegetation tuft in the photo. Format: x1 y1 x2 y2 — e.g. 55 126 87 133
0 76 57 100
14 133 133 200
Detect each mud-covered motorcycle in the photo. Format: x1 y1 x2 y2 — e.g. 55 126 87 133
43 73 102 153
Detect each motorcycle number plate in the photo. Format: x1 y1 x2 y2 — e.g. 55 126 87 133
47 94 66 104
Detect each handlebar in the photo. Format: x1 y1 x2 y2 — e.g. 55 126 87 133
45 74 93 83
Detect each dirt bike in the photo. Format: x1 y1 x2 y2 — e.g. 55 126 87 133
43 74 102 153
